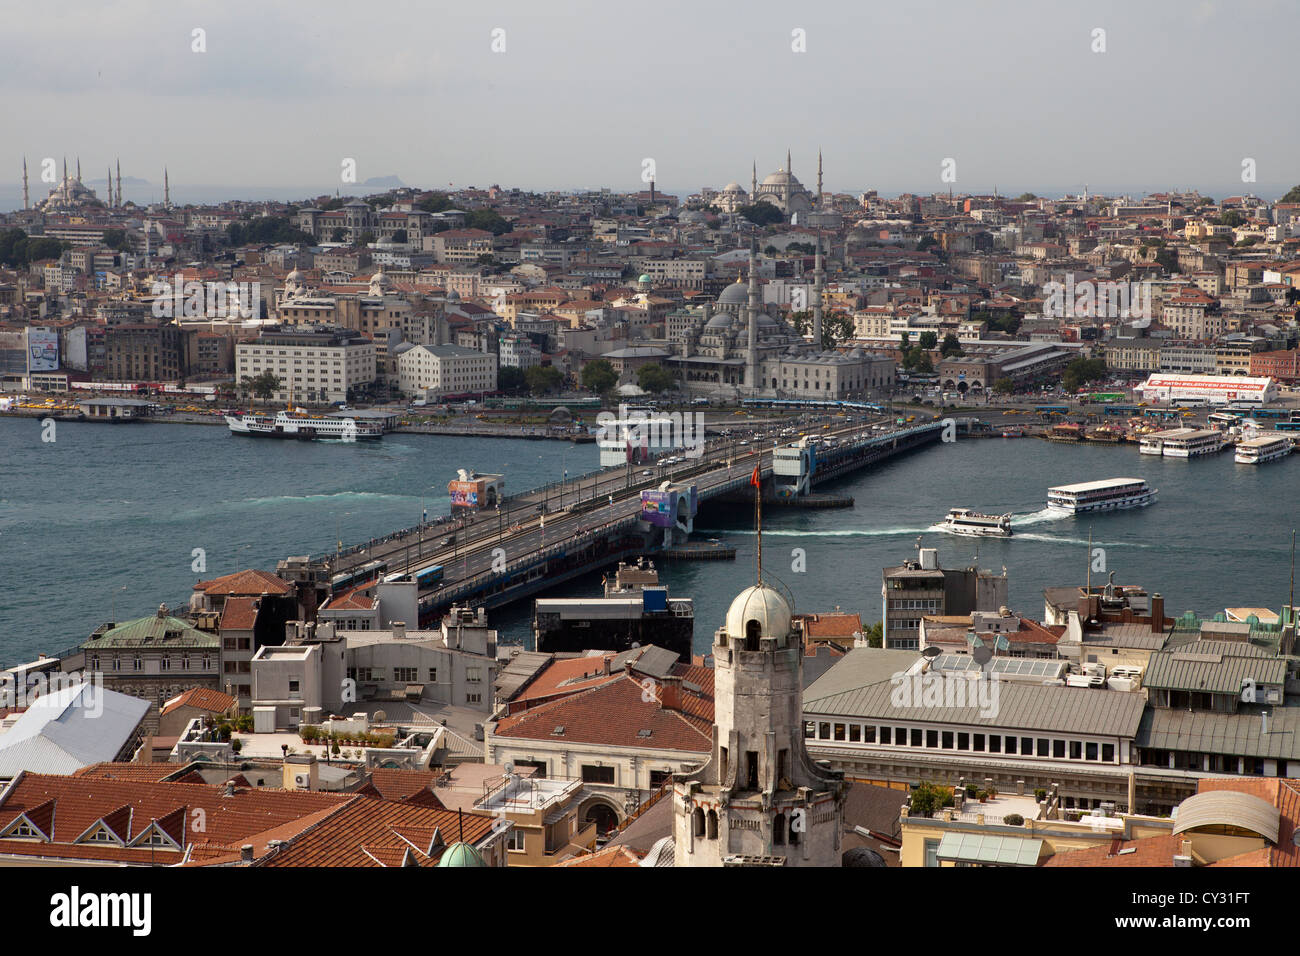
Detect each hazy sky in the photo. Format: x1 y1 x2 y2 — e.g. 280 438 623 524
2 0 1297 203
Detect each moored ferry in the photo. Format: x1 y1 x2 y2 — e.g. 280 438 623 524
1047 477 1156 514
1139 427 1224 458
226 409 383 441
942 508 1013 537
1235 432 1293 465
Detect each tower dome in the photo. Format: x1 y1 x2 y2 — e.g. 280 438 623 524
725 584 792 645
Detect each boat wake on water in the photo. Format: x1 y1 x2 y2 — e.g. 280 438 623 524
1011 507 1066 526
696 527 931 539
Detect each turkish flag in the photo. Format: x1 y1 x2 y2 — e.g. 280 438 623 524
750 465 760 487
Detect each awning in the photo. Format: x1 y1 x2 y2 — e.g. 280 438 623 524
936 832 1043 867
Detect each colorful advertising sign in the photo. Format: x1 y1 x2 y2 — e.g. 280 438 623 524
26 328 58 372
640 489 675 528
448 480 482 508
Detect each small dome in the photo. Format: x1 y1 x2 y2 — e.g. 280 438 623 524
717 281 749 306
436 842 487 867
723 182 746 193
638 274 652 284
725 585 792 645
705 312 732 331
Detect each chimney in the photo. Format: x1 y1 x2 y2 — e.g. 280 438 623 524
240 844 254 863
392 621 407 640
658 675 682 712
602 656 612 677
1173 840 1194 866
1150 593 1164 634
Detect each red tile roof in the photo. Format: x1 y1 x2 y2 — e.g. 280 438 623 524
801 612 863 639
219 596 260 631
493 669 712 752
194 568 293 597
160 687 238 717
1043 833 1186 867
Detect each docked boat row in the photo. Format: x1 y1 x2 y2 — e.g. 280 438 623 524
1138 427 1225 458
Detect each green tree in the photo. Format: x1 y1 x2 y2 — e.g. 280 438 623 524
738 203 784 227
913 351 934 373
861 621 883 647
940 333 963 358
1062 357 1107 392
1218 210 1244 227
497 366 527 395
636 363 676 394
228 217 313 246
416 192 451 214
524 365 562 396
1155 248 1180 274
465 209 511 235
102 228 132 252
329 227 347 243
918 331 938 351
244 372 281 404
916 235 939 254
993 377 1015 395
356 230 376 246
581 359 618 394
908 782 954 818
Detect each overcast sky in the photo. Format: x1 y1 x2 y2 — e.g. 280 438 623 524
2 0 1297 204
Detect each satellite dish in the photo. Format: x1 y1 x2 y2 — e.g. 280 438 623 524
373 709 387 722
921 646 942 659
504 761 515 775
971 645 994 668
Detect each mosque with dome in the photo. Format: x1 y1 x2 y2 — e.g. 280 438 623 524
711 150 838 226
666 237 895 400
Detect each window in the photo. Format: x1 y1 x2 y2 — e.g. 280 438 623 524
819 722 830 739
848 725 861 743
880 726 892 745
957 733 969 751
428 668 438 682
467 667 482 683
581 765 615 785
1069 741 1082 760
909 728 921 747
1037 738 1049 757
926 730 938 748
288 680 300 693
133 656 142 671
942 731 954 749
804 721 815 739
394 667 416 682
467 693 482 704
746 751 760 790
989 735 1002 754
506 829 525 851
1086 742 1099 761
1053 740 1066 759
1102 743 1115 762
834 723 846 741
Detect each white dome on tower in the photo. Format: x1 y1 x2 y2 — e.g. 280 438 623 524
725 585 792 644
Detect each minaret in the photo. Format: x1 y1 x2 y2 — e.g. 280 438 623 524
784 148 792 206
812 233 825 349
751 160 757 201
116 159 122 207
745 239 759 390
22 157 29 210
76 157 81 182
62 156 68 187
107 166 112 206
816 150 823 208
164 168 170 209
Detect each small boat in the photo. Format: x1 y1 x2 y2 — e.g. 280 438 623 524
1001 427 1025 438
942 508 1013 537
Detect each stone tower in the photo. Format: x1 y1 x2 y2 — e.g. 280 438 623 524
674 575 846 866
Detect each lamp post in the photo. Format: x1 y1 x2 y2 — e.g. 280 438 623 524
111 585 127 625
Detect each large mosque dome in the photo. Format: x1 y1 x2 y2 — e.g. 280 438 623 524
717 280 749 307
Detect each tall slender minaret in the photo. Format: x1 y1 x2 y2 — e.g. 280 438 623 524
76 157 81 182
812 232 825 349
745 239 760 390
816 150 823 208
62 156 68 186
116 159 122 207
22 157 29 210
107 166 112 206
751 160 757 201
163 168 170 208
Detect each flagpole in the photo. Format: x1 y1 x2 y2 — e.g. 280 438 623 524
753 462 763 586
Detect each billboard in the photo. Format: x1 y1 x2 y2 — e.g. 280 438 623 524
449 480 483 508
640 490 675 528
27 328 58 372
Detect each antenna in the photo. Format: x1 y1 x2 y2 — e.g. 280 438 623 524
1086 525 1093 596
754 463 763 586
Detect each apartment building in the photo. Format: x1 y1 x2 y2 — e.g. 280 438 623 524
235 326 375 403
396 343 497 397
882 546 1008 650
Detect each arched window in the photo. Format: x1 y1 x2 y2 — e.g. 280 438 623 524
745 619 762 651
774 813 786 846
693 807 705 838
706 810 718 839
789 814 801 846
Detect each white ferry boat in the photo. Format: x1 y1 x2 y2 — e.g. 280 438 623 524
226 410 383 441
1139 427 1224 458
1235 432 1293 465
942 508 1013 537
1046 478 1156 515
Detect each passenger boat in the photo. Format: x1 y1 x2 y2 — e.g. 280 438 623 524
226 409 383 441
1085 425 1124 443
1139 427 1224 458
1044 422 1084 442
1046 478 1156 514
942 508 1013 537
1001 427 1025 438
1235 432 1293 465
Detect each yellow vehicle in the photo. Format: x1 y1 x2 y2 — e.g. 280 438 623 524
1138 402 1147 407
1003 410 1018 416
906 415 915 423
932 413 941 421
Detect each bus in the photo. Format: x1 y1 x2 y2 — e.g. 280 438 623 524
1252 407 1293 420
1089 392 1126 403
1207 412 1244 429
1273 421 1300 432
330 559 389 594
1103 404 1140 417
414 565 445 590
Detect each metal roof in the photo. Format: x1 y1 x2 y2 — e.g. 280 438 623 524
1172 790 1280 843
85 614 219 649
0 683 150 777
936 832 1043 866
493 651 551 699
1144 650 1286 695
805 672 1147 738
1137 707 1300 761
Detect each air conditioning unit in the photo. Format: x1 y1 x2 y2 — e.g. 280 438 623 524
294 774 310 787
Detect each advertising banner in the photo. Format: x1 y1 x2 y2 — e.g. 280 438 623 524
640 489 675 528
26 328 58 372
448 480 481 508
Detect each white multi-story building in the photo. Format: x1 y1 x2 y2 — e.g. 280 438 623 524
499 333 542 370
235 326 376 404
396 343 497 398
